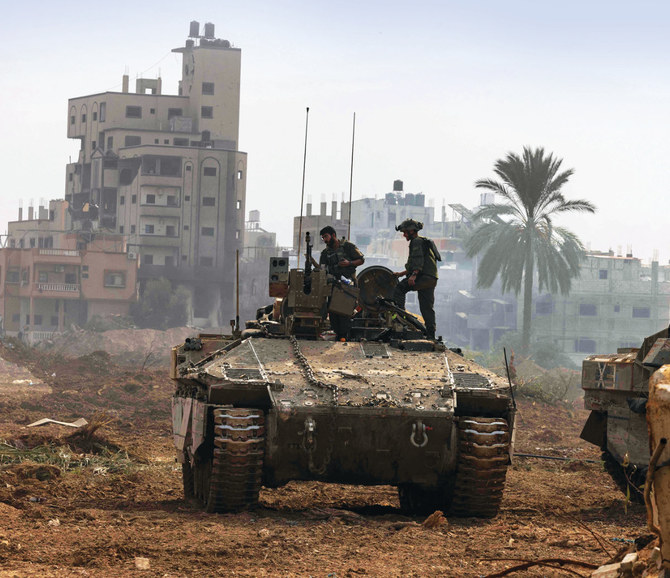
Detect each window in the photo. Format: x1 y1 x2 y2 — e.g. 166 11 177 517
174 138 188 146
12 314 19 323
150 108 155 114
236 200 242 210
131 225 136 234
202 82 215 95
164 139 169 144
81 113 86 123
599 269 608 280
184 195 190 201
143 254 153 265
34 315 43 326
575 338 597 353
202 197 216 206
120 196 125 205
65 273 76 284
614 304 621 313
145 194 156 204
126 106 142 118
38 271 48 283
107 136 113 149
201 106 213 119
145 224 155 234
168 108 183 119
237 170 243 180
186 166 192 171
92 140 97 150
132 195 137 204
167 195 177 207
69 173 73 182
536 301 552 315
93 111 97 121
51 316 58 326
100 102 106 122
104 272 126 287
200 256 213 266
182 255 187 261
165 256 174 267
166 225 176 236
70 115 75 125
7 270 19 283
184 225 189 230
119 226 124 234
235 230 241 239
124 135 141 147
633 307 651 318
154 139 159 144
201 227 215 236
203 167 217 177
579 304 597 316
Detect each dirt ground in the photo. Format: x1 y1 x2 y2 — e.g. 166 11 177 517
0 337 655 577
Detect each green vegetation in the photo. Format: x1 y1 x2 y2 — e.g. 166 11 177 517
465 147 596 354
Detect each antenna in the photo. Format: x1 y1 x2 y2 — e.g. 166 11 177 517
297 107 310 266
347 112 356 240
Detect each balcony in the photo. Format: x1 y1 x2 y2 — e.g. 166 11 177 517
39 249 80 257
36 282 80 293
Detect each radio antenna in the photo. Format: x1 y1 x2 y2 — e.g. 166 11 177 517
347 112 356 240
297 107 310 267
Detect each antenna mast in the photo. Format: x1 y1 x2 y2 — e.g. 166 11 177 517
297 107 310 267
347 112 356 240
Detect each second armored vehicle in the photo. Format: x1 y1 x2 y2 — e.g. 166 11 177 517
171 235 516 517
581 326 670 500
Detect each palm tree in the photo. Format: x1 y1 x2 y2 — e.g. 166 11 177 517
464 147 596 354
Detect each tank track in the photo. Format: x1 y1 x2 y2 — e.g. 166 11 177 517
449 416 510 518
206 408 265 513
601 450 646 504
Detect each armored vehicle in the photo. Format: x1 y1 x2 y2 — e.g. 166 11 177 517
581 326 670 501
171 234 516 517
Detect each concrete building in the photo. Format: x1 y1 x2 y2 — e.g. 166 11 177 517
531 251 670 365
0 200 138 343
65 21 246 327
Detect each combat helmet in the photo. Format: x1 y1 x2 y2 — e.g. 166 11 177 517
395 218 424 232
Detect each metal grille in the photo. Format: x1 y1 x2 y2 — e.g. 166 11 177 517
360 342 390 358
224 368 265 381
452 372 492 388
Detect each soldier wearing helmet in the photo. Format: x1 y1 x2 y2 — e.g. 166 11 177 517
393 219 440 340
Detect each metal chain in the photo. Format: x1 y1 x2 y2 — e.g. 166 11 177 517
290 336 339 405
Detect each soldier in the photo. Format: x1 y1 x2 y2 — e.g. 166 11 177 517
392 219 440 340
319 226 365 340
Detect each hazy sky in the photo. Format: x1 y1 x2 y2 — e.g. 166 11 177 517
2 1 669 262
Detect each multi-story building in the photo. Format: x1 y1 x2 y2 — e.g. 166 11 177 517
531 251 670 365
0 200 138 343
65 21 246 326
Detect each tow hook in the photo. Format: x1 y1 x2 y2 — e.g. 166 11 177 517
410 420 429 448
301 417 317 451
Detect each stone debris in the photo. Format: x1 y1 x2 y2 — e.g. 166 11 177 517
134 557 150 570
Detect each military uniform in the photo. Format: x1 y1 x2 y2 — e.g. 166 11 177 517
319 239 365 340
319 240 364 282
393 234 439 340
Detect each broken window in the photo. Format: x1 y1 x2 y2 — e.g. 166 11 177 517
104 272 126 287
126 106 142 118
